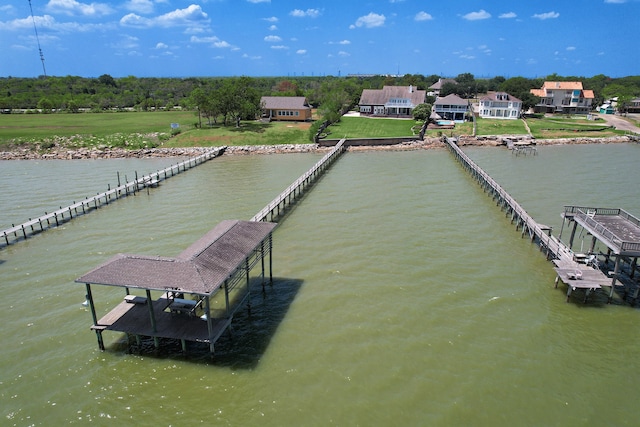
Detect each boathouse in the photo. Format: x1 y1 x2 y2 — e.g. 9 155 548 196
556 207 640 302
76 220 277 354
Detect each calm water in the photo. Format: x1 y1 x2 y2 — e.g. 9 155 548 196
1 143 640 426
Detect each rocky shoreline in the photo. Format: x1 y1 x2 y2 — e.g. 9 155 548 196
0 136 633 160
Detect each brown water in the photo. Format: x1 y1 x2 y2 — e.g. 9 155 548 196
1 143 639 426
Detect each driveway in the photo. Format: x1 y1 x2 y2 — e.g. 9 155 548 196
595 113 640 134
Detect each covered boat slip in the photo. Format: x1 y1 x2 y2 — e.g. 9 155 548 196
76 220 277 354
555 206 640 302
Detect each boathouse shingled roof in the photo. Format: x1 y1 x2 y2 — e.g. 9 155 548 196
75 220 277 295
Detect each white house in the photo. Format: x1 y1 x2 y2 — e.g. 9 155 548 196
478 92 522 119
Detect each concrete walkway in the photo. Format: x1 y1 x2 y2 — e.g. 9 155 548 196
596 113 640 134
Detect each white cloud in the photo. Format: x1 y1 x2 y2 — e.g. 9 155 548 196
350 12 385 29
532 11 559 20
605 0 626 3
263 16 278 22
120 4 209 28
124 0 154 14
0 14 112 32
264 35 282 42
271 45 288 49
463 10 491 21
45 0 114 17
190 35 233 48
290 9 321 18
329 40 351 45
155 42 168 49
415 11 433 22
338 51 350 57
566 46 576 51
247 0 270 3
499 12 517 19
296 49 306 54
268 25 277 31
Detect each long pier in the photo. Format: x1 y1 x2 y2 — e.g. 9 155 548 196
1 147 226 247
251 138 346 223
444 137 572 264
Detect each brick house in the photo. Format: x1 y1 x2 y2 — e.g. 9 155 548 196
261 96 312 121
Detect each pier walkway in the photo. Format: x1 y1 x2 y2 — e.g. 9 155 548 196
251 138 346 223
443 136 626 302
2 147 225 247
76 140 346 356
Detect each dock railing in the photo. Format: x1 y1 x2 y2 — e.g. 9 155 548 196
251 139 346 223
1 147 226 246
444 137 571 263
566 206 640 253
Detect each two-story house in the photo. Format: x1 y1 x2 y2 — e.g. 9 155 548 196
478 92 522 119
530 81 594 114
433 94 469 122
358 85 426 117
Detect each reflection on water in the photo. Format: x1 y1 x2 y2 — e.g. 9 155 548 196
1 144 639 426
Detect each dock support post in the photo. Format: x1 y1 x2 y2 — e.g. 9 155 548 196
608 256 622 303
85 284 104 351
568 221 579 250
146 289 157 333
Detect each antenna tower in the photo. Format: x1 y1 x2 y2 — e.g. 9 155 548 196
28 0 47 77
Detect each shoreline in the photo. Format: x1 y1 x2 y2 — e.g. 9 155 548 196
0 136 633 160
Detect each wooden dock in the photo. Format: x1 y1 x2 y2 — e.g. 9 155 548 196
251 138 346 223
1 147 226 247
444 136 640 303
444 137 570 263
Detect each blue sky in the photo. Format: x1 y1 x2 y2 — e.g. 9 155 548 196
1 0 638 78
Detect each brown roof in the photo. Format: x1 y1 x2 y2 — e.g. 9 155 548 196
428 78 456 90
76 220 277 295
359 86 426 107
261 96 310 110
434 94 468 106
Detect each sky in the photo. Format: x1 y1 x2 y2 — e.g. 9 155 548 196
1 0 639 79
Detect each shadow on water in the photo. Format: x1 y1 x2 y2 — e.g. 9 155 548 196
107 277 304 368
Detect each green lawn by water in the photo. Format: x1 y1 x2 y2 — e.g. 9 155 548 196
0 110 627 149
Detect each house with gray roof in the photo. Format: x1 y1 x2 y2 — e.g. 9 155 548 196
358 85 426 118
478 92 522 119
261 96 312 121
433 94 469 122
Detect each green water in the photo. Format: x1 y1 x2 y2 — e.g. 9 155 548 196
1 144 640 426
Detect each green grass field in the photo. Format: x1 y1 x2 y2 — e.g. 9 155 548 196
0 111 196 141
323 116 420 139
0 110 628 151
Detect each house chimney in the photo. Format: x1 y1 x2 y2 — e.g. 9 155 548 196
409 85 413 93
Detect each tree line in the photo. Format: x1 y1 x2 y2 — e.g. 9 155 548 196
1 73 638 116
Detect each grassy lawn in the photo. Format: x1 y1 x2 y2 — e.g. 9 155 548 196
325 116 420 139
168 121 311 147
475 118 528 135
525 116 623 139
0 111 196 142
0 110 630 151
